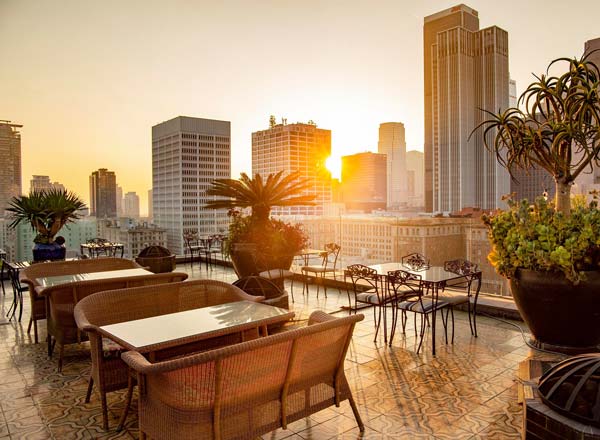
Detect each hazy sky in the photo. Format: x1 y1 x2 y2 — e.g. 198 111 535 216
2 0 599 215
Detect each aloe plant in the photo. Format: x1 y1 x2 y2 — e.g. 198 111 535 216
474 53 600 216
7 189 86 244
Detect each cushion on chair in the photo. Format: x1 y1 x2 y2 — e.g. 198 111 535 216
397 298 448 313
356 290 393 305
438 291 469 305
102 338 125 359
301 266 335 273
258 269 294 280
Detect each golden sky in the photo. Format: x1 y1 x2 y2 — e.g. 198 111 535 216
1 0 599 215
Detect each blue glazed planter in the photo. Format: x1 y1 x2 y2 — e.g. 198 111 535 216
32 242 66 262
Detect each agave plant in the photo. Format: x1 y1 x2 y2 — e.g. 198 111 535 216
474 53 600 215
204 171 316 223
7 189 86 244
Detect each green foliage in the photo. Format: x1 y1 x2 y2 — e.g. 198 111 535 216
204 171 316 223
483 195 600 284
7 189 86 244
224 209 309 260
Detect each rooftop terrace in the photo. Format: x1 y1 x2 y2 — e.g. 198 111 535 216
0 262 561 439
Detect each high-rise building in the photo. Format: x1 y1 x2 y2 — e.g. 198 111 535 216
30 175 66 193
89 168 117 218
341 152 387 212
116 185 123 217
573 37 600 196
147 189 153 220
152 116 231 255
97 219 167 258
509 79 517 107
378 122 407 209
0 120 22 216
252 120 332 216
424 4 510 213
123 191 140 219
406 150 424 208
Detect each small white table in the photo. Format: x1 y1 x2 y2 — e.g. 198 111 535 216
99 300 295 354
36 268 153 288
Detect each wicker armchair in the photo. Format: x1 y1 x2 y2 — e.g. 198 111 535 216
74 280 261 431
38 271 188 372
20 258 143 344
122 310 365 440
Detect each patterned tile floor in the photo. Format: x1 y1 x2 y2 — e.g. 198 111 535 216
0 262 563 439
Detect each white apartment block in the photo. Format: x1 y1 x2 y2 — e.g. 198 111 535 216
378 122 408 209
123 191 140 219
152 116 230 255
98 219 167 258
252 122 332 216
292 214 508 296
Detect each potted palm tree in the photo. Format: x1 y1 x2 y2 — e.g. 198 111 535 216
204 171 314 277
475 53 600 353
7 189 87 261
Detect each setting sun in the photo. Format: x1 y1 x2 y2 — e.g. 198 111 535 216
325 156 341 180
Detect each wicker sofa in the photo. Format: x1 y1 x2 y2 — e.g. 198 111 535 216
74 279 263 431
19 258 143 344
122 310 365 440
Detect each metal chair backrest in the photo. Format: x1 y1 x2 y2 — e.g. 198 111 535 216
386 269 424 299
401 253 430 270
444 259 478 275
321 243 341 270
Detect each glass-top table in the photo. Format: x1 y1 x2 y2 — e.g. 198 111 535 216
36 268 153 288
99 300 295 354
368 262 482 355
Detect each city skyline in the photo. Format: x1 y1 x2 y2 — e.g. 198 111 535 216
2 0 600 214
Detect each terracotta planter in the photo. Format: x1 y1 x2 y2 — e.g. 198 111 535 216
510 269 600 354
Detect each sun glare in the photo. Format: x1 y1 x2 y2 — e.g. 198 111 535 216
325 156 341 180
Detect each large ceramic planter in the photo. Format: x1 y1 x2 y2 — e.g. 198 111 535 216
230 243 293 278
510 268 600 354
32 242 66 262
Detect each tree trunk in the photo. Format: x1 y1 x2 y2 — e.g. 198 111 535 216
555 180 571 216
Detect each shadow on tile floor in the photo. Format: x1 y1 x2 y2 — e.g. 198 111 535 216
0 263 563 439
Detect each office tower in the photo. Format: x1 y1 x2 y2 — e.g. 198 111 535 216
574 37 600 195
89 168 117 218
341 152 387 212
147 189 153 220
252 120 331 216
116 185 123 216
0 120 22 216
123 191 140 218
424 4 510 212
406 150 425 208
152 116 231 255
509 79 517 107
378 122 407 209
30 175 66 193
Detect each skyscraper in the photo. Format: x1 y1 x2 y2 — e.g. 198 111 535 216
424 4 510 213
378 122 407 209
30 175 65 193
89 168 117 218
341 152 387 212
116 185 123 217
0 120 22 216
123 191 140 218
147 189 153 220
152 116 231 255
252 120 331 216
406 150 424 208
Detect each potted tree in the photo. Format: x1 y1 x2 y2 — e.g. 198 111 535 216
475 53 600 353
204 171 314 278
7 189 86 261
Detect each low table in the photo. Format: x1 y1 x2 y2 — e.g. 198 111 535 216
99 300 294 356
35 268 153 289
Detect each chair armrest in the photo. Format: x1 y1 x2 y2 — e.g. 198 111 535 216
121 351 153 373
